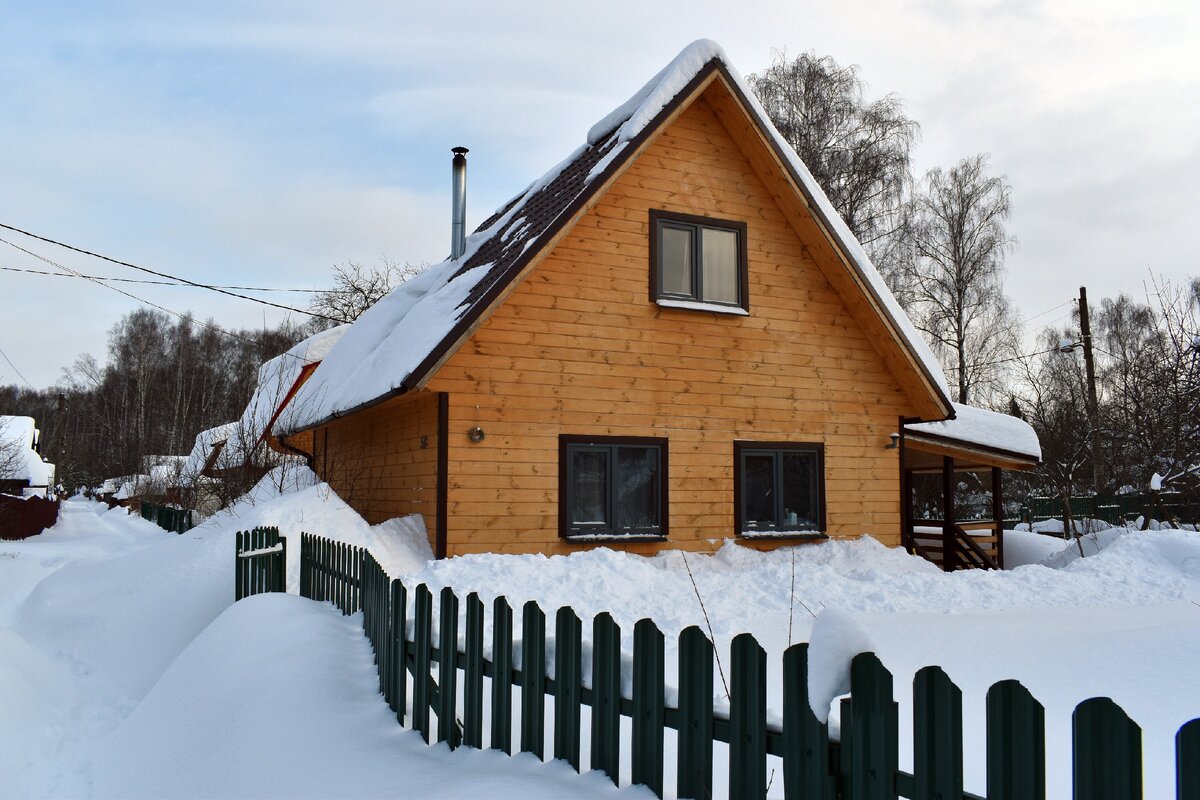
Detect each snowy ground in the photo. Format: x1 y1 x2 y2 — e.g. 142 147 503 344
2 476 1198 798
0 488 643 799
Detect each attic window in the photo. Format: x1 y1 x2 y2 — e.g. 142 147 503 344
650 210 748 312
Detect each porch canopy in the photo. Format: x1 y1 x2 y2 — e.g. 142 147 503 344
901 404 1041 570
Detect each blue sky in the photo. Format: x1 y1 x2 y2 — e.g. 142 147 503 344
2 0 1198 388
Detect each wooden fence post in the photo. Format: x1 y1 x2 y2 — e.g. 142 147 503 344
632 618 665 797
987 679 1045 800
591 612 622 784
782 643 831 800
413 584 433 742
438 587 460 748
729 633 767 800
521 600 546 759
390 579 407 725
913 666 963 800
1178 718 1200 800
554 606 582 771
841 652 899 800
677 625 714 800
492 596 513 755
1073 697 1142 800
463 592 485 749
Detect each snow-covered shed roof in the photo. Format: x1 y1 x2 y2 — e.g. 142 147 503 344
280 39 952 435
181 422 238 483
905 403 1041 464
0 415 55 487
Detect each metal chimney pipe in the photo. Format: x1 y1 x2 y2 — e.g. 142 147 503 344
451 146 469 260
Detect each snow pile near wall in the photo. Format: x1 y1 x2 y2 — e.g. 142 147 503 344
89 593 647 800
191 466 432 589
1001 528 1068 567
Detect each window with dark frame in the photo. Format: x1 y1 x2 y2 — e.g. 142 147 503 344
650 210 748 311
735 442 825 535
559 435 668 539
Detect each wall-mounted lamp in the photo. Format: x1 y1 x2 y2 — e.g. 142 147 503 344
884 432 900 449
468 426 486 443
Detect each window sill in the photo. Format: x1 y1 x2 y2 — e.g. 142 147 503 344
656 298 748 316
739 530 829 542
563 532 667 543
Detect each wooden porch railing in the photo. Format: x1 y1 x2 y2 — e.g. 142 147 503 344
906 521 1001 571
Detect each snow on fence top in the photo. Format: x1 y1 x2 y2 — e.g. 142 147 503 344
279 39 951 435
906 402 1042 460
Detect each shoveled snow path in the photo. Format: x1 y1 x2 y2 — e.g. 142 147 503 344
89 593 649 799
0 498 651 798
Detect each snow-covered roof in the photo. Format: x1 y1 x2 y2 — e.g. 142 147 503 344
1 415 55 487
180 422 238 484
905 403 1041 461
239 325 347 439
280 39 951 435
115 475 149 500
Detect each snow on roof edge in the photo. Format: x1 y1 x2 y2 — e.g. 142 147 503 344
905 403 1042 461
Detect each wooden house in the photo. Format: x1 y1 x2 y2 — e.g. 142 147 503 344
276 40 1039 565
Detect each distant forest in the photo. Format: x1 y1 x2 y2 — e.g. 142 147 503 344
0 309 305 489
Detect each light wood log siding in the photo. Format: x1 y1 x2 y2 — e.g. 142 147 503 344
313 390 440 539
424 92 920 557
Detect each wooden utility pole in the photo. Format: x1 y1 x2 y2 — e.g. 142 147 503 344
1078 287 1104 491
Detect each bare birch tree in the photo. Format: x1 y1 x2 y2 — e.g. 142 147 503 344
898 155 1019 404
748 51 919 280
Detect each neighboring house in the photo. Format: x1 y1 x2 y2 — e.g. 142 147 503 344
174 328 346 515
0 416 56 498
246 324 348 458
275 40 1039 565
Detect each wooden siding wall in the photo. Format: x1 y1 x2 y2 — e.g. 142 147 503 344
312 391 440 544
424 91 919 557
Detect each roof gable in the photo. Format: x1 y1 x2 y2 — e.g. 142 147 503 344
282 40 952 435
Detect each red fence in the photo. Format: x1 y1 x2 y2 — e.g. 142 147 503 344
0 494 61 540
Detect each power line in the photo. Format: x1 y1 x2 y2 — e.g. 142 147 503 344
0 264 342 293
0 235 312 367
1020 300 1072 325
0 343 37 392
962 344 1064 372
0 221 338 321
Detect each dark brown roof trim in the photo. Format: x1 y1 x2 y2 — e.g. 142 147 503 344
904 428 1041 466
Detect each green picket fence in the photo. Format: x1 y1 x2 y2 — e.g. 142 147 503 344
235 527 286 601
1020 494 1192 526
296 533 1200 799
140 501 194 534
